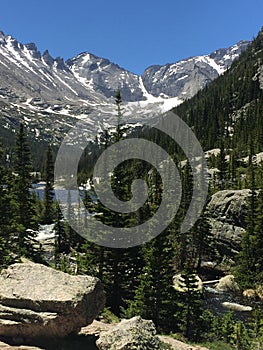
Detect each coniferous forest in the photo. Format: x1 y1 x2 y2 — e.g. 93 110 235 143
1 28 263 350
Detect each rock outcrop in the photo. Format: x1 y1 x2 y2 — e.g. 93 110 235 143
96 316 162 350
207 189 251 227
206 189 252 257
0 262 105 339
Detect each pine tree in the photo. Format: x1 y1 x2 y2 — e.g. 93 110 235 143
0 143 17 268
188 209 216 271
233 321 251 350
179 161 193 269
93 90 135 316
177 269 203 341
64 189 84 250
113 89 126 143
236 141 258 288
252 188 263 283
42 145 55 224
249 308 263 345
12 123 38 255
54 202 70 259
126 227 178 332
213 311 236 344
229 149 238 188
215 140 228 190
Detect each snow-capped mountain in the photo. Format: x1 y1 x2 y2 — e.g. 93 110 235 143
141 41 249 99
0 30 249 143
0 31 106 105
67 53 144 102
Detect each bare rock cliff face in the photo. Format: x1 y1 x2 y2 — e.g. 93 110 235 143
206 189 252 257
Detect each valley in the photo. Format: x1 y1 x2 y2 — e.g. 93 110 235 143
0 26 263 350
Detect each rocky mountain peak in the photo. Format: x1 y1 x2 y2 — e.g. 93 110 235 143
0 30 6 43
210 40 250 67
42 49 55 66
141 40 249 99
54 56 69 71
67 51 144 101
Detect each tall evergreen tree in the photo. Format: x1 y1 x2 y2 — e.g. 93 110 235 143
0 143 17 267
188 210 216 271
253 189 263 283
54 202 69 257
236 141 258 288
42 145 55 224
217 140 228 189
126 220 178 332
177 269 203 341
178 161 193 269
12 123 38 254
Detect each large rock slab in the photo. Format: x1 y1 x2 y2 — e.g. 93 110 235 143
206 189 253 257
96 316 162 350
0 262 105 338
207 189 251 227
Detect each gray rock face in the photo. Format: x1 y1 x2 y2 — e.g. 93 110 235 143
0 262 105 338
209 40 249 67
256 65 263 90
0 34 106 105
208 219 245 256
67 53 144 102
142 58 218 99
96 316 162 350
206 189 252 256
0 31 247 104
141 41 249 99
207 189 251 227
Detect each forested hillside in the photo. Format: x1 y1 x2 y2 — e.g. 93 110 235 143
174 28 263 155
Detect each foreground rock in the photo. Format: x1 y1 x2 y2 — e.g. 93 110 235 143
82 319 209 350
96 316 162 350
0 262 105 338
0 342 42 350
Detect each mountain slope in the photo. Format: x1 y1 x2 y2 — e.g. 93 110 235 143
0 29 250 147
173 28 263 154
0 31 107 105
142 41 249 100
67 53 144 102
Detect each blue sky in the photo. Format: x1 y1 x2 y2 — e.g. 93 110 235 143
0 0 262 75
